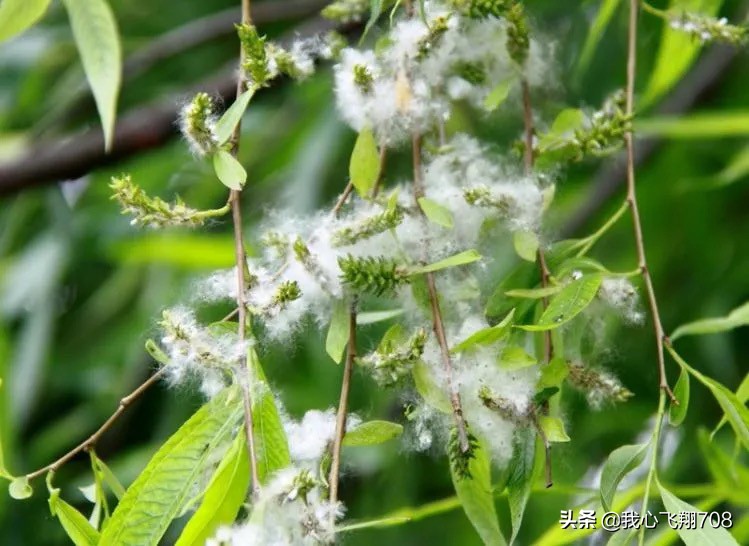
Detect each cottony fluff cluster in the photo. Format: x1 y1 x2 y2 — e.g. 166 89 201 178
669 12 747 45
599 277 644 324
333 1 554 144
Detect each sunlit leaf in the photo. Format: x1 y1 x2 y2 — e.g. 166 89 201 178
538 416 570 443
62 0 121 151
109 234 236 269
215 88 256 145
513 231 539 263
349 128 381 197
412 359 451 414
518 274 603 331
577 0 623 77
48 486 100 546
213 150 247 190
484 79 514 112
357 309 404 325
326 300 350 364
671 300 749 340
499 346 537 370
505 286 562 299
636 111 749 139
418 197 454 228
452 309 515 353
343 420 403 446
411 250 482 275
600 443 649 512
0 0 51 42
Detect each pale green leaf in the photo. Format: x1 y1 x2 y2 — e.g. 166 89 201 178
0 0 51 42
91 451 125 500
483 79 514 112
669 367 690 426
599 443 649 512
9 476 32 499
505 286 562 299
357 309 404 325
213 150 247 190
99 388 243 546
0 378 10 479
538 416 570 443
62 0 121 151
635 111 749 139
412 360 451 413
712 372 749 438
343 420 403 446
499 346 537 370
326 300 350 364
671 301 749 340
109 234 236 269
418 197 454 228
349 128 381 197
518 274 603 331
577 0 623 77
450 438 507 546
451 309 515 353
606 529 637 546
362 0 384 41
513 231 539 262
507 428 539 545
175 434 250 546
658 481 739 546
538 358 570 390
668 347 749 449
215 88 256 145
642 0 723 107
49 491 100 546
410 249 482 275
551 108 585 135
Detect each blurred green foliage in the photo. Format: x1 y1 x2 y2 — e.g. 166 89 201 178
0 0 748 544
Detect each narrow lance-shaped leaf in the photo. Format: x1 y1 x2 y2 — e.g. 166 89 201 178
599 443 649 512
576 0 623 77
712 372 749 438
215 88 256 145
451 309 515 353
518 274 603 331
349 127 381 197
99 387 244 546
635 111 749 139
671 300 749 340
343 421 403 446
450 437 507 546
507 428 540 545
410 249 482 275
61 0 122 151
0 0 52 42
669 367 690 427
175 433 250 546
48 480 101 546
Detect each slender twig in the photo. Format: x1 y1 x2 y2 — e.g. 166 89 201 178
624 0 675 403
26 369 166 481
412 132 470 452
520 78 553 365
328 302 358 506
231 0 261 496
331 182 355 216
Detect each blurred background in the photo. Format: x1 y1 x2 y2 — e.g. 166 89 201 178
0 0 747 544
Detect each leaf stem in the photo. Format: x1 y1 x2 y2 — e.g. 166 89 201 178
574 200 630 257
26 369 167 481
412 132 470 452
624 0 675 403
230 0 261 497
328 301 358 506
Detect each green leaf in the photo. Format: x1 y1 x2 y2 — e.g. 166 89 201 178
9 476 32 499
343 420 403 446
452 309 515 353
91 451 125 500
99 388 243 546
507 428 539 545
505 286 562 299
513 231 539 263
635 111 749 139
349 128 381 197
362 0 384 41
518 274 603 331
667 348 749 450
669 367 690 426
712 373 749 438
537 416 570 443
450 438 507 546
48 488 100 546
641 0 723 107
538 358 569 390
215 88 256 145
109 234 236 269
671 300 749 340
499 346 537 370
0 0 51 42
175 434 250 546
410 250 482 275
418 197 454 228
357 309 404 325
538 108 585 151
483 79 514 112
326 300 350 364
248 347 292 481
0 378 11 480
606 529 637 546
412 360 451 413
213 150 247 190
61 0 121 151
599 443 648 512
576 0 623 77
658 480 739 546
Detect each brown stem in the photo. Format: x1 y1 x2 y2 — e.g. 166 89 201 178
412 132 470 452
26 369 166 481
331 182 355 216
231 0 262 495
328 302 357 505
521 78 553 365
624 0 675 403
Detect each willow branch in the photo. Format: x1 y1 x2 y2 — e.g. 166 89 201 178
328 302 358 505
412 132 469 452
26 368 166 481
232 0 261 496
624 0 675 402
